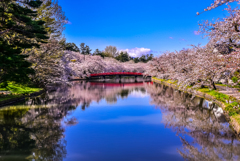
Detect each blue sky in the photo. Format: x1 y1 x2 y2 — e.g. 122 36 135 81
58 0 238 57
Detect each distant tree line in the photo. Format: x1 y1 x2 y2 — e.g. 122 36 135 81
0 0 152 88
62 43 153 63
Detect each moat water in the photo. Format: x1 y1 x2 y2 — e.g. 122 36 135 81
0 80 240 161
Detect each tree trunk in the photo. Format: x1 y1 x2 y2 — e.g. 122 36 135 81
211 79 217 90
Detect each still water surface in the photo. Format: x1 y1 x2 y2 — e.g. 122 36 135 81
0 81 240 161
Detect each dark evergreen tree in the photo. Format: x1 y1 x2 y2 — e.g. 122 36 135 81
115 52 130 62
133 57 140 63
139 55 147 63
37 0 68 39
80 43 91 60
139 54 153 63
64 42 80 52
93 49 105 58
80 43 86 55
85 45 92 55
93 49 101 55
146 54 153 62
0 0 48 84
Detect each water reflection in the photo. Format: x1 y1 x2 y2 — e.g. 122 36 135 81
146 82 240 161
0 80 150 161
0 106 69 161
0 81 239 161
51 80 149 110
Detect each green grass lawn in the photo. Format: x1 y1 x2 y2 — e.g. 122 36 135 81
0 82 42 103
215 83 228 87
232 115 240 126
216 83 240 90
198 88 230 103
152 77 178 84
0 82 42 95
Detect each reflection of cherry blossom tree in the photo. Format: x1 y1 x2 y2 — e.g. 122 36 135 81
0 81 149 160
1 81 240 160
41 80 148 110
0 106 69 161
145 83 240 161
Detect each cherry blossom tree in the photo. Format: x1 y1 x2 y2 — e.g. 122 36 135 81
61 51 149 81
146 0 240 89
199 6 240 48
145 44 240 89
203 0 239 12
26 48 149 87
27 39 65 87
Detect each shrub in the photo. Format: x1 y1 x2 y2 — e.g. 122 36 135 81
225 102 240 116
231 76 238 83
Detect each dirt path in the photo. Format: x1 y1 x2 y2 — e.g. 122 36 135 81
216 85 240 100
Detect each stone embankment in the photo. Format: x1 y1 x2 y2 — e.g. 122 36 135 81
152 77 240 136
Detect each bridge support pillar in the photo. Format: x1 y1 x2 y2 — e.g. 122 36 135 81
135 76 137 82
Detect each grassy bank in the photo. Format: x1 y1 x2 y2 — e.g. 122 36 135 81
152 77 240 134
0 82 42 103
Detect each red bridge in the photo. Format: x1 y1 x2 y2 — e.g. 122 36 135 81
90 82 153 87
90 72 142 77
89 72 151 79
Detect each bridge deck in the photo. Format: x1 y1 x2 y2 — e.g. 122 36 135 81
90 82 149 87
90 72 144 77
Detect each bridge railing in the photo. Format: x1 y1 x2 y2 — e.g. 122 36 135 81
90 72 143 77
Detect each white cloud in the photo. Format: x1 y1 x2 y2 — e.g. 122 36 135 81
77 114 162 125
130 91 149 98
119 47 152 57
